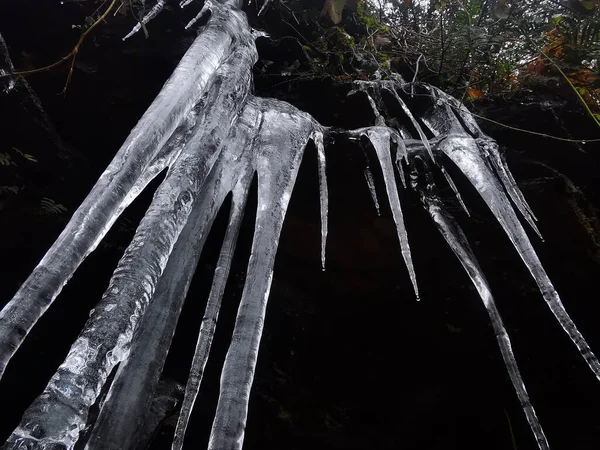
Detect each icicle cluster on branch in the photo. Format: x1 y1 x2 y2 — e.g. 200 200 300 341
1 1 598 450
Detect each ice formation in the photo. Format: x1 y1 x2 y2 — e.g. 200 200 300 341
1 0 598 449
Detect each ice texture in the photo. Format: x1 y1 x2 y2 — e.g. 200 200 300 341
0 0 254 380
359 127 419 299
412 159 550 450
314 130 329 270
1 6 596 448
123 0 166 41
208 97 318 450
437 134 600 379
1 14 257 449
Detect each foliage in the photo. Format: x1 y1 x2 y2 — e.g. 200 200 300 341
355 0 600 117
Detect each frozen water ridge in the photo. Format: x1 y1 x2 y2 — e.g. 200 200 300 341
0 1 597 449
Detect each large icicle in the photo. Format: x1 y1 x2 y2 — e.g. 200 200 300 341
438 135 600 379
172 168 253 450
314 130 329 270
207 97 317 450
2 32 257 450
359 127 419 300
83 139 252 450
0 0 253 380
412 162 550 450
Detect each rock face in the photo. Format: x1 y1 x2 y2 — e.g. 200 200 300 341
1 1 600 450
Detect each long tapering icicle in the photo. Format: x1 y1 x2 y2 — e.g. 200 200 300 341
314 130 329 270
2 33 257 450
481 140 542 239
208 98 315 450
365 127 419 300
439 165 470 216
83 146 245 450
424 194 550 450
172 169 252 450
387 85 435 161
439 135 600 379
0 0 251 380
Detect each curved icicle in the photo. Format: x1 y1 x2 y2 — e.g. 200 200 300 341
314 130 329 271
172 167 253 450
208 98 315 450
419 186 549 449
0 1 253 381
439 135 600 380
364 127 419 300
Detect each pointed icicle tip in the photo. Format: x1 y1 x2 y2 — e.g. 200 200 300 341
313 129 329 272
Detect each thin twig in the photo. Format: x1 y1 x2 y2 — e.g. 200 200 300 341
0 0 117 93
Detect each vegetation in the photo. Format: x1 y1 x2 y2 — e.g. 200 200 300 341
356 0 600 123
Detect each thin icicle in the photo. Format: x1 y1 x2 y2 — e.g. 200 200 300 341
0 33 16 93
123 0 165 41
258 0 273 15
439 165 470 216
481 139 542 239
422 193 549 450
364 127 419 300
391 132 408 189
364 165 381 216
387 85 435 162
208 97 315 450
313 130 329 270
180 0 196 8
439 135 600 379
0 1 253 380
172 167 253 450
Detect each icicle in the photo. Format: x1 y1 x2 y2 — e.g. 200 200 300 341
427 84 482 137
364 92 386 126
123 0 165 41
313 130 329 271
83 149 247 450
180 0 196 9
172 167 253 450
258 0 272 15
422 193 550 450
0 5 254 380
185 1 213 29
364 165 381 216
2 36 258 450
392 135 408 189
208 97 315 450
439 135 600 379
439 165 470 216
0 33 16 93
386 85 435 162
481 139 542 239
364 127 419 300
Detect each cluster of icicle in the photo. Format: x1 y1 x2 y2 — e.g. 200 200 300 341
0 0 598 449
